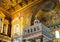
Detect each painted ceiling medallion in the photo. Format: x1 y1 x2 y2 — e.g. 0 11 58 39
42 1 57 12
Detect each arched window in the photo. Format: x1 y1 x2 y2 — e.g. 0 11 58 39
0 18 2 26
0 18 2 33
14 24 20 33
13 38 20 42
34 27 36 31
34 19 40 25
28 29 30 33
31 29 33 32
3 24 6 34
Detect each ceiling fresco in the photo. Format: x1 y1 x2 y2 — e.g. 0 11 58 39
42 1 57 12
0 0 41 17
31 0 60 27
0 0 60 28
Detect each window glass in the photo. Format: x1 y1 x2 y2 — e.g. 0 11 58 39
34 27 36 31
28 29 29 33
3 24 6 34
13 39 20 42
0 18 2 33
0 18 2 27
31 29 33 32
14 24 19 33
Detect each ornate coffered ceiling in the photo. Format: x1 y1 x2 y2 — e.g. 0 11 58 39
0 0 22 9
0 0 43 17
0 0 59 18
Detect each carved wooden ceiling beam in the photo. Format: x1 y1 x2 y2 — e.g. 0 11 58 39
0 0 59 18
0 7 12 18
11 0 43 15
